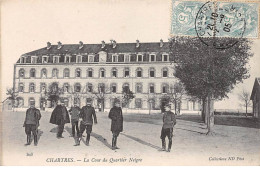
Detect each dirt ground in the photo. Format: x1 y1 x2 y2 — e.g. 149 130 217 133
1 110 260 166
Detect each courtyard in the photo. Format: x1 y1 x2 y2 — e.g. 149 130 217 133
1 110 260 165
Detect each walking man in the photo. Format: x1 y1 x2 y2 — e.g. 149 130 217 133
23 102 41 146
77 99 97 146
50 100 70 139
69 103 81 137
160 104 176 152
108 100 123 150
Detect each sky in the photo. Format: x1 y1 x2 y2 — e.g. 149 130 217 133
1 0 259 110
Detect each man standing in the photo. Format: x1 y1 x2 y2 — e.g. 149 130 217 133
23 103 41 146
160 104 176 152
50 100 70 138
77 99 97 146
108 100 123 150
69 103 81 137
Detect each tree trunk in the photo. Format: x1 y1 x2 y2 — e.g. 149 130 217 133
175 100 177 115
245 104 247 117
201 98 206 123
206 95 214 135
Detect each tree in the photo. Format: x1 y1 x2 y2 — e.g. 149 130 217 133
170 37 253 135
121 86 135 109
46 82 63 107
238 89 252 117
6 88 18 111
168 82 185 115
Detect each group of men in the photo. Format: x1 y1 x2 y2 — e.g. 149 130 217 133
23 99 176 152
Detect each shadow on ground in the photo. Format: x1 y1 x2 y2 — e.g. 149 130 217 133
92 132 112 149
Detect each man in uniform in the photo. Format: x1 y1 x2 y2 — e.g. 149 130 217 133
108 99 123 150
23 102 41 146
69 103 81 137
160 104 176 152
50 100 70 138
77 99 97 146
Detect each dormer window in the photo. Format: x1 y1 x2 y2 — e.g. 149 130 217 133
42 56 48 63
88 55 94 63
124 55 130 62
137 54 143 62
20 56 26 63
162 54 169 62
53 56 59 63
76 55 82 63
65 55 71 63
31 56 37 64
150 54 155 62
112 55 118 62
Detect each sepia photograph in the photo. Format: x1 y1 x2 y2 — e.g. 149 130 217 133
0 0 260 166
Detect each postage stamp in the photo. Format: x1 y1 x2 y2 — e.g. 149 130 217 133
170 0 259 39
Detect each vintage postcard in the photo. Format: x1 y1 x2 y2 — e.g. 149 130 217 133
0 0 260 166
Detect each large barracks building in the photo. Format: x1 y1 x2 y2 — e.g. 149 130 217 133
13 40 200 113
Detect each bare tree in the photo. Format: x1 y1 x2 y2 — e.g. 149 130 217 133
238 89 252 117
169 82 185 115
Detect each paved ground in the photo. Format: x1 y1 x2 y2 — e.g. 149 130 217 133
1 110 260 165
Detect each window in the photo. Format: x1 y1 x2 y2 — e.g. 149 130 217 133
163 54 168 62
65 55 71 63
29 83 35 92
136 68 142 77
124 68 130 77
112 68 117 77
41 69 47 78
30 68 36 78
87 83 93 92
124 55 130 62
42 56 48 63
135 98 142 108
64 83 69 93
41 83 46 93
18 98 24 107
136 83 142 93
162 67 168 77
88 55 94 62
122 83 130 93
162 84 169 93
19 69 25 78
98 83 105 93
112 55 118 62
53 56 59 63
111 84 117 93
76 55 82 63
100 68 105 78
31 56 37 64
149 84 155 93
137 54 143 62
74 83 81 92
75 68 81 77
20 56 26 63
87 68 93 77
150 54 155 62
64 68 70 78
18 83 24 92
52 68 58 77
149 68 155 77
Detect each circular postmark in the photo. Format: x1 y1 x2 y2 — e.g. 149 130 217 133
195 1 246 49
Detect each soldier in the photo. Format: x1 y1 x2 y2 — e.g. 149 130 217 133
23 102 41 146
69 103 81 137
160 104 176 152
108 100 123 150
77 99 97 146
50 100 70 139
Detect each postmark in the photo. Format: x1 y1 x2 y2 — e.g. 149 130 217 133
170 0 259 40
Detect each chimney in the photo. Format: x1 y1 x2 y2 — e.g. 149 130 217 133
112 40 117 48
136 39 140 48
110 39 114 45
160 39 163 47
79 41 84 49
57 41 62 49
101 40 106 48
47 42 52 50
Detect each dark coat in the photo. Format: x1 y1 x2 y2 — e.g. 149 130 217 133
50 105 70 125
80 105 97 125
108 106 123 132
24 108 41 126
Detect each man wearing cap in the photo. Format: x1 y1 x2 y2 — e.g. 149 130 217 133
108 99 123 150
23 103 41 146
77 99 97 146
160 104 176 152
50 100 70 138
69 103 81 137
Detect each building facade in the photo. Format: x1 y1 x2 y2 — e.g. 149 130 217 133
250 77 260 119
13 40 200 113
